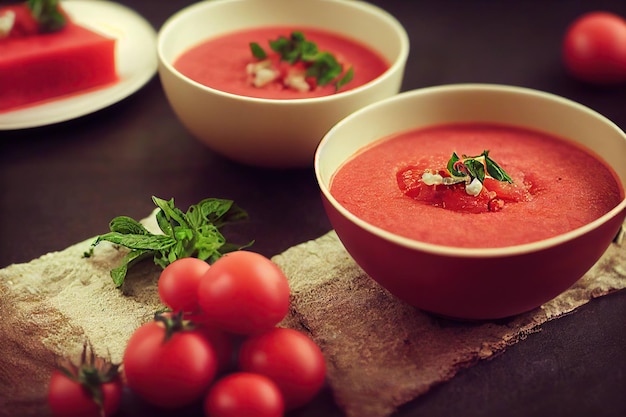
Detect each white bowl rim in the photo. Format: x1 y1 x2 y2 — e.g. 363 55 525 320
156 0 410 106
315 83 626 258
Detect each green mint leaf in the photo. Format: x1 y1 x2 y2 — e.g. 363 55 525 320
291 31 305 42
335 67 354 91
249 42 267 59
300 40 319 62
307 52 342 86
153 250 171 270
188 198 243 228
464 158 486 182
195 229 226 261
95 232 176 251
445 150 513 184
447 152 462 177
484 152 514 183
155 209 173 237
258 31 354 90
269 36 297 63
108 216 151 235
111 249 152 287
152 196 190 230
92 196 252 287
28 0 66 33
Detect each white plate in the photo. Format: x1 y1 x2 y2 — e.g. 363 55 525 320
0 0 158 130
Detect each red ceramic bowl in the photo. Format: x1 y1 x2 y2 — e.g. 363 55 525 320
314 84 626 320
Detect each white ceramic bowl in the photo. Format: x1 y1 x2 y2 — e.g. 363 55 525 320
157 0 409 168
315 84 626 320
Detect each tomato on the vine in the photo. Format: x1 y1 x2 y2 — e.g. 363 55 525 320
197 251 290 335
204 372 284 417
48 370 123 417
238 327 326 410
562 11 626 84
47 344 123 417
158 257 210 313
194 322 237 373
123 313 218 408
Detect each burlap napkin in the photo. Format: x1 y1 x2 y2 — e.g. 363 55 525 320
1 216 624 417
272 229 626 417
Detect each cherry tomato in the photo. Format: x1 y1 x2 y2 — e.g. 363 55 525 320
194 322 237 373
562 11 626 84
123 317 218 408
197 251 290 335
204 372 284 417
238 327 326 410
158 257 210 313
47 370 122 417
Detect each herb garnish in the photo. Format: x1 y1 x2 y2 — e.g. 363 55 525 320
28 0 66 33
446 150 513 184
250 31 354 91
92 196 253 287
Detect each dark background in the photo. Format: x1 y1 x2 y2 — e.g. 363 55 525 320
1 1 626 416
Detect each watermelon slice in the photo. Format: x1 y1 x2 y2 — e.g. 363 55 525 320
0 5 117 112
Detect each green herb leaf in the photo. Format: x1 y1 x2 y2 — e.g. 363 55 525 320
110 249 153 287
28 0 67 33
249 42 267 60
94 232 176 251
252 31 354 90
335 67 354 91
447 152 462 177
464 158 486 183
483 151 514 183
307 52 342 86
445 150 513 184
152 196 191 230
92 196 252 287
108 216 151 236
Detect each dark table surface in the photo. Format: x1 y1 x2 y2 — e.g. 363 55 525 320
2 1 626 416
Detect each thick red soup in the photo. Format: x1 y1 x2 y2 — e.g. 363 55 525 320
173 26 389 99
330 123 623 248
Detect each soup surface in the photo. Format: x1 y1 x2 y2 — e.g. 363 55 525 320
329 123 623 248
174 26 389 99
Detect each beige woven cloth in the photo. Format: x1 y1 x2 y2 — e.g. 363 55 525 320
0 218 623 417
273 229 626 417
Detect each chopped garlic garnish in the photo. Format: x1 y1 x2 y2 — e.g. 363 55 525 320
284 70 310 92
0 10 15 38
421 172 443 186
465 177 483 196
246 60 279 87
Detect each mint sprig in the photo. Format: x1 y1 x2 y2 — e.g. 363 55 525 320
447 150 513 184
92 196 253 287
28 0 67 33
250 31 354 91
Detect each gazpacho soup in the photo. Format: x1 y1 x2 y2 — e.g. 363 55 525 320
173 26 389 99
329 123 623 248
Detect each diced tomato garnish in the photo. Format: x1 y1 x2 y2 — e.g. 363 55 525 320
2 5 38 38
396 165 532 214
